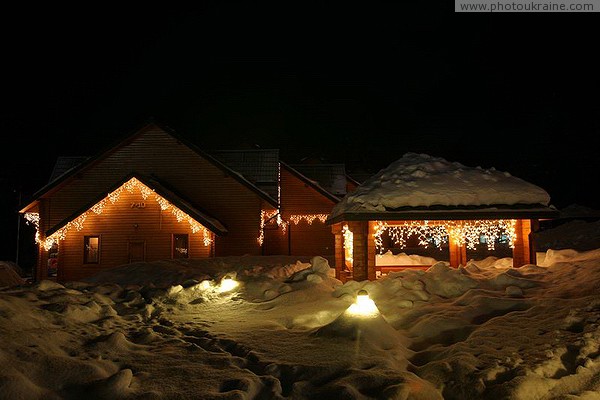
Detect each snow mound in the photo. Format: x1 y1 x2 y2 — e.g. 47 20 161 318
83 255 316 288
534 219 600 252
0 261 25 288
376 251 438 266
2 240 600 398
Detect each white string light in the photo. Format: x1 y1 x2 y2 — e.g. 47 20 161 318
257 211 329 244
257 209 279 245
27 177 213 251
288 214 328 225
342 224 353 267
373 219 517 255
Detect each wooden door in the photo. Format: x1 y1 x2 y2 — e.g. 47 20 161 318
128 240 146 263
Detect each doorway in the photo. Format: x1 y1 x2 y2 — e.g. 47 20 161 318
128 240 146 263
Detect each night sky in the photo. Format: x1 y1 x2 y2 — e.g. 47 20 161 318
1 4 599 266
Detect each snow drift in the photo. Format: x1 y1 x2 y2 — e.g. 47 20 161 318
2 244 600 399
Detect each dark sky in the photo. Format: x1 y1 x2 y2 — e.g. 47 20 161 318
1 3 599 264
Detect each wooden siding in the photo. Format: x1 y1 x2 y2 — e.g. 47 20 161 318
41 126 264 259
346 178 359 193
56 189 212 281
287 223 335 261
331 223 345 281
512 219 533 267
272 167 338 262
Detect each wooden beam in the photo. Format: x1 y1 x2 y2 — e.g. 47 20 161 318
512 219 533 267
331 223 345 281
348 221 369 281
448 234 463 267
529 218 539 265
367 221 377 281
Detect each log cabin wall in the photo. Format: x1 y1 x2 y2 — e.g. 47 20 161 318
330 222 345 281
277 166 337 262
57 189 212 281
41 125 266 259
512 219 533 267
346 178 359 194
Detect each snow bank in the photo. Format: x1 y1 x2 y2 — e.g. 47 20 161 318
2 240 600 398
0 261 25 288
83 255 316 288
534 219 600 252
376 250 439 266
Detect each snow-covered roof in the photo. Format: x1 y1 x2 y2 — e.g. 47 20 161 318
329 152 556 222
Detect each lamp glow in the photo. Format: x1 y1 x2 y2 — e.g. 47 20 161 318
218 276 239 293
199 280 212 290
346 289 379 317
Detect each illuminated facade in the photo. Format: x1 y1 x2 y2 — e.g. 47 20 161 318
329 211 558 282
19 122 354 282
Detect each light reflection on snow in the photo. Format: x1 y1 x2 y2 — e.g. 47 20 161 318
217 276 239 293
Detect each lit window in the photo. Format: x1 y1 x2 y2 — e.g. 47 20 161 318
173 234 189 259
84 236 100 264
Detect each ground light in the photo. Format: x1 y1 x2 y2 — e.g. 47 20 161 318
199 280 212 290
345 289 380 318
218 275 239 293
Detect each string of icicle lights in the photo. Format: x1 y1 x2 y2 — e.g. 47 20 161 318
25 177 213 251
372 219 517 255
257 210 328 245
342 224 353 266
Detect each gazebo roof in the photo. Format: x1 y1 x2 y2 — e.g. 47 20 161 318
327 153 559 223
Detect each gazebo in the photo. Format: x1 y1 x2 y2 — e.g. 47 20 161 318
326 153 559 281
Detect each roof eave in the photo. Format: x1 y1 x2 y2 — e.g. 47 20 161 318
19 200 40 214
280 162 341 203
326 208 560 225
45 173 228 237
20 121 279 211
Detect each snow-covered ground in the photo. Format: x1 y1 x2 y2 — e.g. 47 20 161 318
2 219 600 399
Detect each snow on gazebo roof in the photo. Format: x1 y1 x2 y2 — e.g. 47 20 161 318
328 152 557 222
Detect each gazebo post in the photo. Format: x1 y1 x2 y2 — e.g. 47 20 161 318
448 231 467 267
529 219 539 265
348 221 369 281
512 219 533 267
331 222 345 281
367 221 377 280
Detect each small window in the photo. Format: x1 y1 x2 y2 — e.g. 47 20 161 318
173 234 189 259
84 236 100 264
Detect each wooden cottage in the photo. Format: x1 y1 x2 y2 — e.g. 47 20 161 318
19 122 356 282
209 150 357 262
326 153 559 282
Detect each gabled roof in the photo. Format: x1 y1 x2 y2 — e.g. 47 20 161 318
280 162 341 203
288 163 348 197
209 149 279 199
326 203 560 224
48 156 90 183
19 121 278 213
46 173 228 237
345 173 362 188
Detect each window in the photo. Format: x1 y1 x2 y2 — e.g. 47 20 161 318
479 233 510 244
173 234 189 259
84 236 100 264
